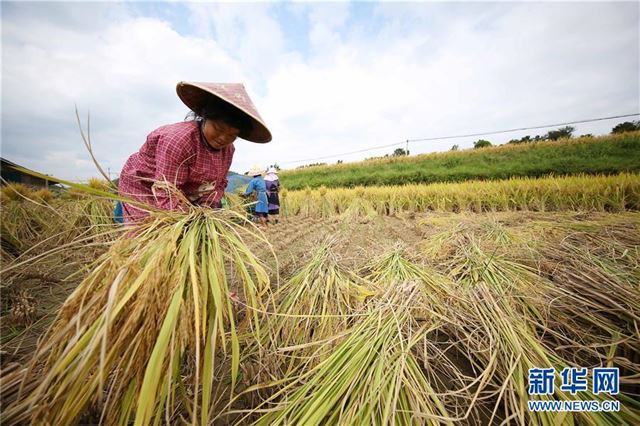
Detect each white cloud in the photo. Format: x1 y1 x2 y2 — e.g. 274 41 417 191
1 1 638 180
260 1 639 166
2 3 247 180
185 2 286 87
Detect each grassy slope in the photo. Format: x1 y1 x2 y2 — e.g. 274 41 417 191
279 132 640 190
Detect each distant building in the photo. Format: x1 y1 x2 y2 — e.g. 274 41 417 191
0 157 56 188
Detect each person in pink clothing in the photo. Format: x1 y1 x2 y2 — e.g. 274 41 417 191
118 82 272 224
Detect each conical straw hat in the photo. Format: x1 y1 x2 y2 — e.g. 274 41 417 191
176 81 272 143
247 164 264 176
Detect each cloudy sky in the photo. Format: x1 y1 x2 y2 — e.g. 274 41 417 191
2 1 638 181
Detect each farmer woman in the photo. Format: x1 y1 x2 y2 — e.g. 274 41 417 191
264 166 280 223
244 165 269 227
118 82 272 224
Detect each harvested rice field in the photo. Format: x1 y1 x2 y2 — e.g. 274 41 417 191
1 182 639 425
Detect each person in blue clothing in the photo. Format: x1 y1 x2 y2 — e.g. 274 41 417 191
244 165 268 227
114 201 124 224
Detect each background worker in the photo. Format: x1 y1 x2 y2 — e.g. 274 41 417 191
118 81 272 224
244 165 268 227
264 166 280 223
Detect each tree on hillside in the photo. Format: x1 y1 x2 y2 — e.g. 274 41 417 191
473 139 492 149
611 121 640 134
296 162 327 169
450 144 459 151
508 135 532 144
545 126 574 141
392 148 409 156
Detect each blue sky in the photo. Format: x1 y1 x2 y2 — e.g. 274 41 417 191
2 1 638 180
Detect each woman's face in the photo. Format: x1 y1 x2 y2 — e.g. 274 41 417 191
204 119 240 149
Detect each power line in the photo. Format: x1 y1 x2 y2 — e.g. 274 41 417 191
280 112 639 165
407 113 640 142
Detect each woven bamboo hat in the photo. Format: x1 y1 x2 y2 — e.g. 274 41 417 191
176 81 272 143
247 164 265 176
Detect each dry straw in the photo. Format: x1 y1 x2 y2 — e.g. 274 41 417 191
2 207 272 425
255 237 374 374
252 281 453 425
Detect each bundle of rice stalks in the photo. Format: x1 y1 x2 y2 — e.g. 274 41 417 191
1 220 23 259
278 188 289 217
1 170 127 257
222 192 248 217
256 237 374 373
538 229 640 366
1 208 271 425
57 197 120 243
0 199 53 249
252 281 453 426
0 190 10 205
360 246 486 422
298 187 314 217
341 189 377 223
317 186 334 218
419 214 541 263
0 183 34 201
232 237 375 412
32 188 54 203
361 244 450 305
0 198 120 274
87 177 113 191
442 232 640 424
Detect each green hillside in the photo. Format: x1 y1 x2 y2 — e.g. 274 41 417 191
279 132 640 190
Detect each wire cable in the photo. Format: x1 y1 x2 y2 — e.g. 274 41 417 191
280 112 639 165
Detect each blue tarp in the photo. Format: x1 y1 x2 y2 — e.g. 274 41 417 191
225 171 251 193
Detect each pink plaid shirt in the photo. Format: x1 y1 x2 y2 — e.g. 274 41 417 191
118 120 234 223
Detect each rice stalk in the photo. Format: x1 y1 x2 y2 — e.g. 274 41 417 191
341 194 377 223
538 230 640 361
252 281 454 426
0 183 35 201
361 245 488 422
1 207 271 425
443 233 640 425
255 237 374 375
361 244 450 306
283 173 640 216
317 186 334 218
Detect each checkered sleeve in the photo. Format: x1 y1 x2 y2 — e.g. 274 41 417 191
153 132 194 211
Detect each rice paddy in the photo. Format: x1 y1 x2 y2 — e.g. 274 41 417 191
1 174 639 425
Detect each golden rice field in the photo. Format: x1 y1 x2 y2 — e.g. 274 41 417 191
0 174 639 425
281 173 640 218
